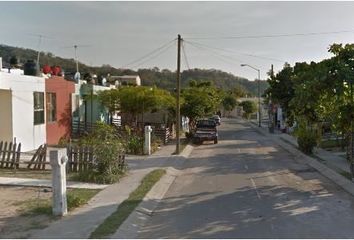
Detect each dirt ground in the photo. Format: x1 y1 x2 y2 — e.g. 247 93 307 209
0 186 53 239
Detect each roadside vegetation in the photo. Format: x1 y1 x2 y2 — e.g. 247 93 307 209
265 43 354 157
89 169 166 239
71 122 127 184
15 188 100 216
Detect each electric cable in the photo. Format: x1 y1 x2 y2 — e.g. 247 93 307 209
185 41 244 67
185 29 354 40
185 40 284 63
129 40 176 69
120 39 176 69
181 41 191 70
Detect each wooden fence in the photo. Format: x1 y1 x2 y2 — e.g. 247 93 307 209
66 144 125 173
27 144 47 170
153 127 171 144
72 120 96 137
0 141 21 169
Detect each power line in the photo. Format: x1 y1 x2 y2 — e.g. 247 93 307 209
185 29 354 40
185 40 285 62
129 40 175 69
185 41 244 67
120 39 176 69
181 41 191 70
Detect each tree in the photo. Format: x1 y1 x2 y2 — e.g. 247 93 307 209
265 63 294 124
181 81 222 130
222 95 237 112
97 89 120 124
98 86 175 127
240 100 257 119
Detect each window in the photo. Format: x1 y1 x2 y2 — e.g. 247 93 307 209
46 92 56 122
34 92 44 125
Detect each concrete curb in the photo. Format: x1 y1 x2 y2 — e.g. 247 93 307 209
246 120 354 197
111 167 182 239
110 143 194 238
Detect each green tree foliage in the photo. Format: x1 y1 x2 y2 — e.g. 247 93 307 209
265 63 294 123
77 122 126 184
231 85 248 98
181 81 222 129
97 89 120 123
97 86 175 127
240 100 257 119
222 95 237 112
265 43 354 160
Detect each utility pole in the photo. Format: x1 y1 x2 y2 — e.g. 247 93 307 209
176 34 181 154
269 64 275 133
351 80 354 179
74 45 79 74
257 69 261 127
36 35 42 72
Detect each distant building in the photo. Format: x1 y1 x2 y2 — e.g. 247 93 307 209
110 75 141 86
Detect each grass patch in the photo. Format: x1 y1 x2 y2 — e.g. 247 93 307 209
320 139 344 149
69 170 126 184
340 170 353 180
16 188 100 216
89 169 166 239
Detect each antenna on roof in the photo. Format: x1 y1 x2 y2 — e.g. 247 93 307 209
27 33 53 71
62 44 91 82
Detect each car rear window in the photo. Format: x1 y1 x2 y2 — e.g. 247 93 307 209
197 120 216 128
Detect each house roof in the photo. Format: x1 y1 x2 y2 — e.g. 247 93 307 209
111 75 140 79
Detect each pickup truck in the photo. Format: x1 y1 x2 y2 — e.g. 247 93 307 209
193 119 218 144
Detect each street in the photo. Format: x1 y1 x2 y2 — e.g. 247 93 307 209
138 118 354 238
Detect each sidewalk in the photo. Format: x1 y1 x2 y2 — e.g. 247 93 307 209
27 140 190 239
246 118 354 198
249 119 351 176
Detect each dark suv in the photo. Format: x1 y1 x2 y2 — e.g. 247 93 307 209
193 119 218 144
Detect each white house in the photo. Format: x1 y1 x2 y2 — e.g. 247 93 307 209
110 75 141 86
0 65 46 151
72 81 113 128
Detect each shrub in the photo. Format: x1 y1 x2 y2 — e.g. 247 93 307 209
77 122 127 184
295 123 318 154
185 131 194 139
126 135 144 155
240 100 257 119
151 134 162 153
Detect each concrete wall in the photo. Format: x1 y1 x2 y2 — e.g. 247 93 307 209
0 89 13 142
0 72 46 151
46 76 75 145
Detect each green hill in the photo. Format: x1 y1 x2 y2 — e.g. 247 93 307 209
0 44 268 96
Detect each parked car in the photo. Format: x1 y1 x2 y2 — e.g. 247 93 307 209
210 115 221 125
193 119 218 144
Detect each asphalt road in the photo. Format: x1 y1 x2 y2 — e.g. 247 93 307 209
137 118 354 238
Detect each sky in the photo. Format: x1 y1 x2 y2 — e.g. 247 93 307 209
1 1 354 80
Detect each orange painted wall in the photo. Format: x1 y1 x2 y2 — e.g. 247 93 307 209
45 76 75 145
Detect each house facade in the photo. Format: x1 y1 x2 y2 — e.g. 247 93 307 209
71 81 112 134
0 68 46 151
45 76 75 145
0 55 117 149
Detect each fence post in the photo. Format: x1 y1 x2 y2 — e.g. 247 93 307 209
144 125 152 155
49 148 68 216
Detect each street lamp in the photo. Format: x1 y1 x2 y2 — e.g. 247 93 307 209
241 64 261 127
